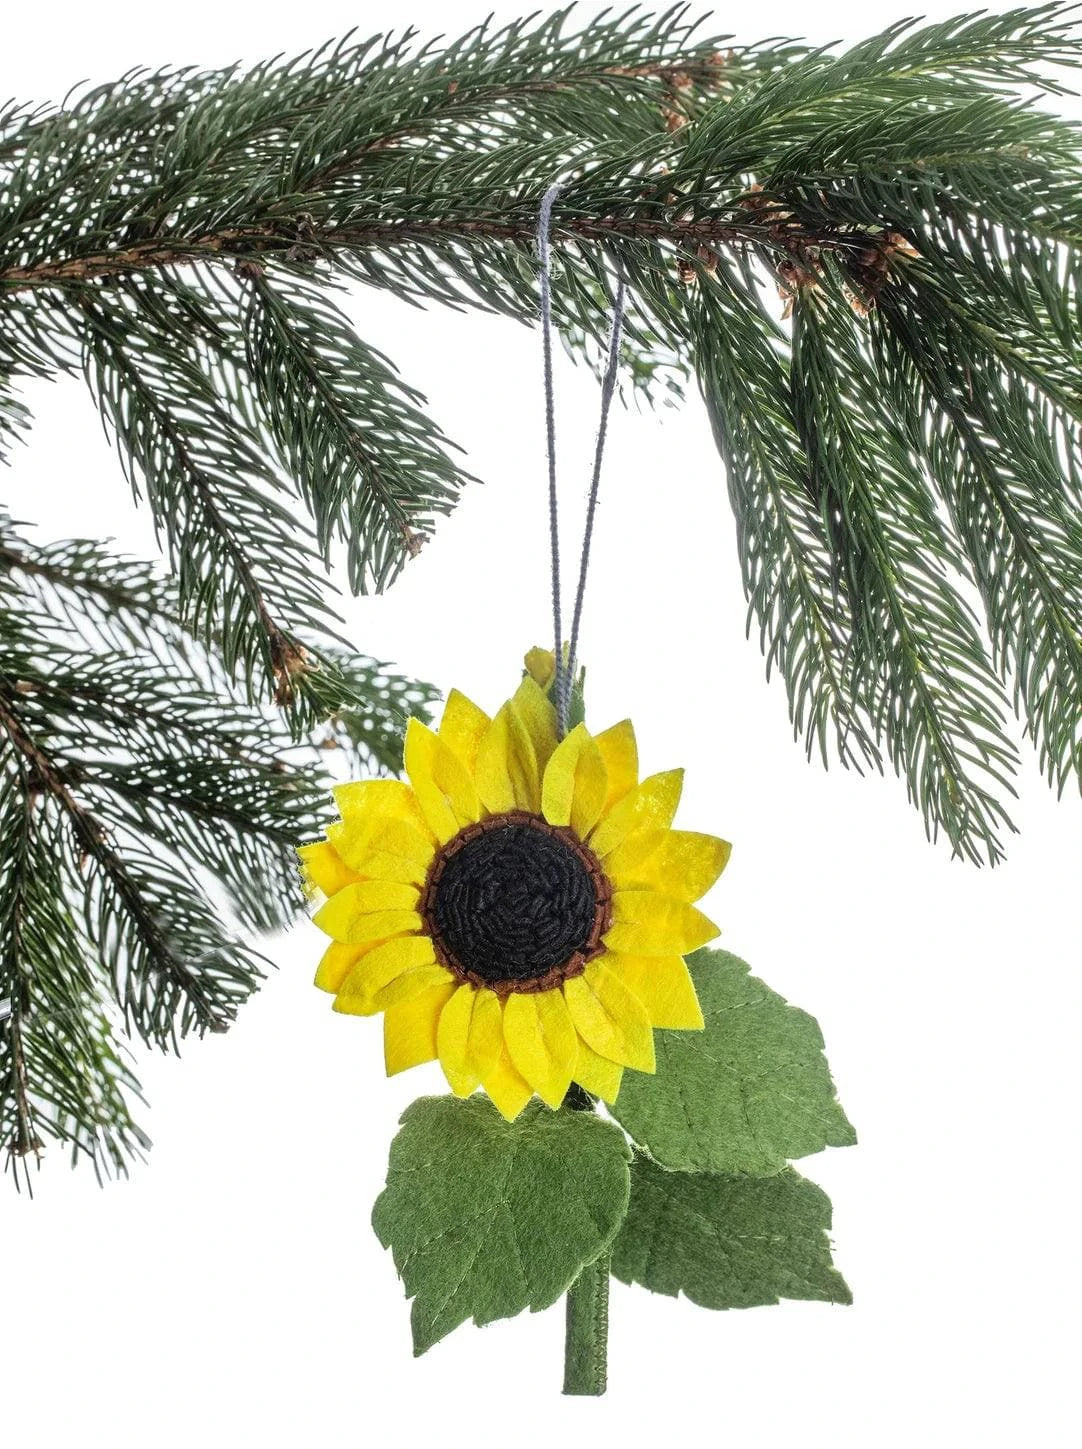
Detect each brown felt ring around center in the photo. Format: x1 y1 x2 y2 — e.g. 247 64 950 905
418 809 613 996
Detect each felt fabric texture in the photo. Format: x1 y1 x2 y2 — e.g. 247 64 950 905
573 1040 623 1102
327 814 434 882
437 688 491 773
436 983 486 1095
606 829 731 902
313 882 422 946
524 646 557 692
563 1253 611 1397
297 841 356 898
588 770 684 858
593 719 638 813
316 935 430 999
436 983 508 1096
368 965 454 1012
611 948 856 1175
503 989 579 1107
610 1153 851 1309
302 654 731 1120
541 723 608 836
609 953 703 1030
333 778 432 838
465 988 504 1079
333 938 451 1016
384 984 457 1075
313 939 366 995
482 1041 534 1120
404 719 481 843
509 676 559 773
605 890 719 956
563 963 655 1072
475 701 541 813
372 1096 632 1355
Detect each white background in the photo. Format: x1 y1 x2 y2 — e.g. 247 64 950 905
3 3 1080 1446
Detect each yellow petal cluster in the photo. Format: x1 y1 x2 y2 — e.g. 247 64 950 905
302 653 730 1120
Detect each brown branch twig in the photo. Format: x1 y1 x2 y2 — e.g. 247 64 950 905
0 212 885 295
0 687 231 1032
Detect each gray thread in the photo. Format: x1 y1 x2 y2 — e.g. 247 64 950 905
536 185 627 738
566 274 627 705
537 183 565 730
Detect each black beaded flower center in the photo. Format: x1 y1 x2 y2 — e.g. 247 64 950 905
420 811 611 994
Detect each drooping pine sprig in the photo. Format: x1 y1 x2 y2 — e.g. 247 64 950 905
0 514 435 1185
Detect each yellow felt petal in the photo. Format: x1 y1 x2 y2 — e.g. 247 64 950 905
467 989 504 1081
334 935 437 1010
482 1044 535 1122
330 985 380 1017
333 779 432 840
563 962 656 1072
474 702 541 812
384 983 457 1075
540 722 586 827
588 769 684 858
369 964 455 1010
541 723 608 838
607 952 704 1030
436 986 504 1095
594 720 638 812
314 940 367 994
312 881 420 943
607 829 732 902
524 646 556 692
510 676 558 774
439 689 491 774
326 815 435 884
329 908 420 946
502 989 578 1108
298 841 358 897
606 891 719 955
404 719 482 843
437 984 483 1097
573 1040 624 1104
336 964 451 1016
329 845 426 887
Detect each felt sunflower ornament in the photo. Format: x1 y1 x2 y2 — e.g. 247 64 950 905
301 651 854 1393
301 651 730 1120
300 188 854 1394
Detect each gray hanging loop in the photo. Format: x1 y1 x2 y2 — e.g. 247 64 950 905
536 182 566 734
536 186 628 739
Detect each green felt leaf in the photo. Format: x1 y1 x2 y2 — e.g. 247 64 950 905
371 1095 632 1354
611 949 855 1174
611 1153 852 1309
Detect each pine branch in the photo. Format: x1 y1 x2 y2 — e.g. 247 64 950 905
872 285 1082 795
0 517 431 1182
240 271 466 591
0 792 149 1190
5 4 1082 1180
0 619 270 1039
0 375 30 463
77 286 335 706
789 274 1020 861
0 4 1076 846
693 265 875 775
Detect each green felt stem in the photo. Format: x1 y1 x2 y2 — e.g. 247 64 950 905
563 1253 610 1396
